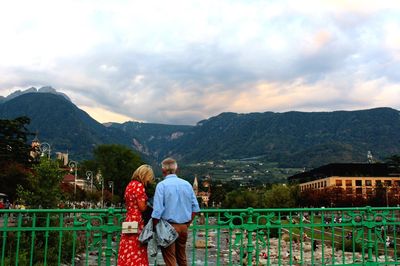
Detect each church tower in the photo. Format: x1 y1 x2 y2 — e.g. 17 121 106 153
30 133 41 160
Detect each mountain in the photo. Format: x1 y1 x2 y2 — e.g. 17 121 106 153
1 90 399 167
2 86 71 102
108 122 192 161
0 92 131 160
163 108 400 167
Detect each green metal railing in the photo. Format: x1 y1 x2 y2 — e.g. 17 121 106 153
1 206 400 265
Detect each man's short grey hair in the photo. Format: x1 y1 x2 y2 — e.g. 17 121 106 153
161 157 178 173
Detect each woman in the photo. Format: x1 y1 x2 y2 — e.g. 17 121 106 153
118 164 154 266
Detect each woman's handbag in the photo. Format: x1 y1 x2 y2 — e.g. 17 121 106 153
121 221 138 234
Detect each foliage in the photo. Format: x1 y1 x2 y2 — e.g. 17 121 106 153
298 183 400 207
219 184 299 208
91 144 144 201
2 230 81 265
0 161 30 201
0 116 33 200
223 189 262 208
167 107 400 167
335 239 363 253
386 154 400 174
17 158 64 208
262 184 297 208
209 181 229 206
0 116 33 165
386 154 400 165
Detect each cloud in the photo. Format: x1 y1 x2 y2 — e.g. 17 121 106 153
80 105 138 124
0 0 399 125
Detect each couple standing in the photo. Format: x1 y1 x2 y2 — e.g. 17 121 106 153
118 157 200 266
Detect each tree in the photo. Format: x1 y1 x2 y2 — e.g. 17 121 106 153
17 158 64 208
386 154 400 165
91 144 144 201
386 154 400 175
0 162 31 200
209 181 228 206
0 116 33 165
223 189 261 208
371 182 387 207
0 117 33 200
263 184 296 208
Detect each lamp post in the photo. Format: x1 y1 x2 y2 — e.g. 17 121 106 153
68 160 78 200
86 171 93 193
108 181 114 204
98 171 104 208
39 142 51 159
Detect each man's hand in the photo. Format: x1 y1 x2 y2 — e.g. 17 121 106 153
152 218 159 226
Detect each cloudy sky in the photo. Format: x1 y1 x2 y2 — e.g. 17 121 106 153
0 0 399 125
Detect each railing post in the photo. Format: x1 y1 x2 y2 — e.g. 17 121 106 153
364 207 378 265
245 208 257 266
104 208 115 266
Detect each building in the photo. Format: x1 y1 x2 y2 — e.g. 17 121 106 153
62 174 87 190
56 152 69 166
288 163 400 198
193 175 211 207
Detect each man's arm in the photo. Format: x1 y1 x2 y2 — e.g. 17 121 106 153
151 183 164 226
188 187 200 225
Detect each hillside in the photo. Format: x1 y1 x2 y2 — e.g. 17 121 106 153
0 93 131 160
163 108 400 167
108 122 192 161
1 91 399 167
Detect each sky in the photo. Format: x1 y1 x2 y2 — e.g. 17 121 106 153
0 0 399 125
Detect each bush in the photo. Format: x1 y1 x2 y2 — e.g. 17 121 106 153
1 230 82 265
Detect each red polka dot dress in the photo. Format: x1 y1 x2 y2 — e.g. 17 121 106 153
117 180 149 266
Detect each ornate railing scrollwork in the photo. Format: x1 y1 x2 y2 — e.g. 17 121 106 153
343 206 396 263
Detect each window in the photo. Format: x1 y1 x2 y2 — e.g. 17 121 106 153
356 188 362 195
385 180 392 186
346 180 352 186
324 181 327 187
346 188 353 195
355 180 362 186
395 181 400 187
365 180 372 186
336 180 342 186
366 188 373 196
376 180 382 186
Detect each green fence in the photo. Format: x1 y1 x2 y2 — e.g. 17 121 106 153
1 206 400 265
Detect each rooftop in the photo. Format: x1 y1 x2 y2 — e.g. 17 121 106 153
288 163 400 184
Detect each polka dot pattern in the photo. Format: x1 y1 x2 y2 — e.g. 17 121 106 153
117 180 148 266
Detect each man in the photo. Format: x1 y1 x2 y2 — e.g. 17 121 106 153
151 157 200 266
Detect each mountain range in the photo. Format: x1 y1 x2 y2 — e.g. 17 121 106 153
1 88 399 167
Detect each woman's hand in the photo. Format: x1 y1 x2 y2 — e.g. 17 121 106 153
137 200 147 212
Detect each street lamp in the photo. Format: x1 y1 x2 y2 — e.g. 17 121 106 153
108 181 114 204
39 142 51 159
69 160 78 200
86 171 93 193
97 171 104 208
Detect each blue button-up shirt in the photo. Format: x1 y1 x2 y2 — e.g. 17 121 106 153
151 174 200 223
